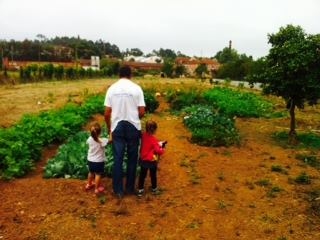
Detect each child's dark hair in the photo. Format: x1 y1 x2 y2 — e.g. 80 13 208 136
90 122 101 142
145 120 157 134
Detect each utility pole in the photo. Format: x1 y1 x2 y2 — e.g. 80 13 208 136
1 47 3 70
10 45 13 62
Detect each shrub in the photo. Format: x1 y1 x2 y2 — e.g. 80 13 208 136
183 105 240 147
144 90 159 113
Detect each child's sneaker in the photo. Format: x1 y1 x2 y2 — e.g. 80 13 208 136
137 189 144 197
151 188 161 195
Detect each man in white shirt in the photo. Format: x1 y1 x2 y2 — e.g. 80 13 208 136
104 65 145 198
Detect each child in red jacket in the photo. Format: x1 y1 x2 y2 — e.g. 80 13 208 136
137 120 165 197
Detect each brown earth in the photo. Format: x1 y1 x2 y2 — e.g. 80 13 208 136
0 79 320 240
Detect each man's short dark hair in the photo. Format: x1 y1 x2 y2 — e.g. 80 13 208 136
119 65 132 78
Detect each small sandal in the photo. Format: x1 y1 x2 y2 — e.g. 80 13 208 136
85 183 95 190
95 186 105 194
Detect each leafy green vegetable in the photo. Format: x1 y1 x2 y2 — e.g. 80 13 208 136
183 105 240 147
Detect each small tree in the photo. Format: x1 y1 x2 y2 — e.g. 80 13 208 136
195 63 208 79
256 25 320 143
161 60 174 78
174 64 187 77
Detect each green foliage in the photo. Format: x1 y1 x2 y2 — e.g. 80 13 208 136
294 172 311 185
262 24 320 106
154 48 177 60
255 179 271 187
124 48 143 56
195 63 208 78
166 88 204 111
44 131 113 179
174 64 187 77
100 58 120 76
203 87 273 118
0 91 155 179
0 94 104 180
271 165 284 173
267 186 283 198
183 105 240 147
251 24 320 138
295 153 320 169
143 90 159 113
214 47 239 64
161 60 174 78
216 54 254 81
273 131 320 149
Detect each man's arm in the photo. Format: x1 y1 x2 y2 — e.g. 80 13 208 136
104 106 112 133
138 106 145 119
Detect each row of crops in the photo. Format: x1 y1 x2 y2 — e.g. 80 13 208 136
0 90 158 180
168 87 280 147
0 86 278 180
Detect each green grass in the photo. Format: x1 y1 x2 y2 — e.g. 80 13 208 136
295 153 320 169
273 131 320 149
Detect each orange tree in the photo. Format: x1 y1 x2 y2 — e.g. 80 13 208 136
252 25 320 143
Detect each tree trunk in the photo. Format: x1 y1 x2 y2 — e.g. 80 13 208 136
288 99 297 144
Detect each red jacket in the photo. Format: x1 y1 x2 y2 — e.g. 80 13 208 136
140 132 164 161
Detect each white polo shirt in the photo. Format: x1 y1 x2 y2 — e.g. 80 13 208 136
104 78 145 132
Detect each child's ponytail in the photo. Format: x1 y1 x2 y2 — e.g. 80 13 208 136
90 122 102 143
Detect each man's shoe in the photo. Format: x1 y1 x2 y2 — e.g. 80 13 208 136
137 189 144 197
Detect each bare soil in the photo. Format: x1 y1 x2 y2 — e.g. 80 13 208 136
1 79 320 240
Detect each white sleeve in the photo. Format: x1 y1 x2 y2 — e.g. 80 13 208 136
100 138 109 147
138 87 146 106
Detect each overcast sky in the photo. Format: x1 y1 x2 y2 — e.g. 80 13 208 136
0 0 319 59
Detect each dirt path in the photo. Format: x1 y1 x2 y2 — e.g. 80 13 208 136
1 95 320 240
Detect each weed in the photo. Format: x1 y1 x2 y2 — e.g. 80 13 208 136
98 195 106 204
255 179 271 187
277 237 287 240
267 186 283 198
248 203 256 208
273 131 320 149
222 150 232 157
245 180 255 190
295 153 320 169
217 172 225 181
37 230 49 240
271 165 287 174
271 165 283 172
180 159 189 167
191 171 201 184
218 200 227 209
186 219 202 229
308 189 320 217
294 172 311 185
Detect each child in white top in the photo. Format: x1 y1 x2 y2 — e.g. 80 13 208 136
85 122 110 194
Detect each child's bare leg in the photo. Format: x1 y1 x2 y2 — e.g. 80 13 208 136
95 174 103 190
86 172 95 189
88 172 95 184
